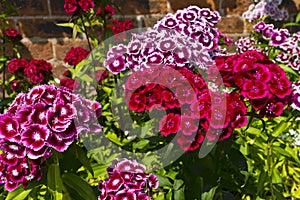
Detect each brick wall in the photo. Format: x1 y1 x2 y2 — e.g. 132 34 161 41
1 0 300 77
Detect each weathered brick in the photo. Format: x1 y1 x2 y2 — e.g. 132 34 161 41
55 40 89 61
52 63 68 79
50 0 68 16
216 16 244 34
149 0 168 14
22 41 53 60
0 43 33 60
143 15 164 27
282 0 300 19
114 0 150 15
169 0 215 12
222 0 252 15
7 0 49 16
18 19 72 38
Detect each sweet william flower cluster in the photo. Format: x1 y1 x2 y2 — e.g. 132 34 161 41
8 58 53 85
243 0 288 22
105 5 228 74
98 159 158 200
0 85 102 191
236 21 300 72
105 6 250 151
214 50 292 119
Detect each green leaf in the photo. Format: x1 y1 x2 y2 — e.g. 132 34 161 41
283 22 300 28
174 186 185 200
132 139 149 150
62 173 96 200
56 23 74 28
154 174 173 187
273 121 288 137
272 168 282 184
47 163 63 200
6 185 32 200
0 56 8 63
173 179 184 190
279 64 299 76
73 24 78 40
273 146 292 158
71 144 94 177
79 74 94 83
296 12 300 23
201 185 218 200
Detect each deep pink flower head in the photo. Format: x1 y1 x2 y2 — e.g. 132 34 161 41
7 58 29 73
64 47 90 66
96 4 115 15
64 0 94 13
5 29 21 41
5 29 20 37
78 0 94 12
60 77 79 91
64 0 78 13
109 19 133 41
98 159 158 199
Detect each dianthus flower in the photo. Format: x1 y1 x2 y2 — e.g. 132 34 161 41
109 19 133 41
4 28 21 41
291 81 300 111
103 6 243 151
64 47 90 66
96 4 115 15
7 58 53 84
243 0 288 22
64 0 94 14
0 84 102 191
214 50 292 119
98 159 158 200
154 6 222 51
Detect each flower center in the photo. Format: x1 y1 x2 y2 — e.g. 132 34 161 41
12 169 19 176
33 132 41 141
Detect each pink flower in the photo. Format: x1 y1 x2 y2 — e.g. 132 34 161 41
5 29 21 41
7 58 28 73
159 113 181 136
78 0 94 12
64 47 90 66
96 4 115 15
64 0 78 13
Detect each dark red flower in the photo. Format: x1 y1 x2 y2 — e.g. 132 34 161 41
159 113 181 136
7 58 28 73
128 90 147 112
5 29 21 41
96 4 115 15
64 0 78 14
78 0 94 12
268 77 292 98
241 81 268 99
64 47 90 66
60 78 79 90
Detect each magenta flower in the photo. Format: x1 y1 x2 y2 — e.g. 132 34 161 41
0 84 102 191
7 58 28 73
22 124 49 151
105 54 126 74
180 115 198 136
78 0 94 12
159 113 181 136
0 115 19 141
64 47 90 66
64 0 78 13
270 29 290 46
98 159 158 199
242 81 268 99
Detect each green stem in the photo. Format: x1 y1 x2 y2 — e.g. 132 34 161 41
267 137 276 199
